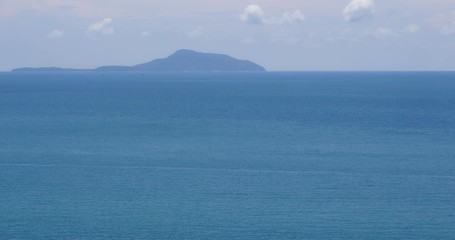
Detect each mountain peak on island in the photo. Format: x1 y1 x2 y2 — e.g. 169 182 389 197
133 49 266 72
13 49 266 72
172 49 199 55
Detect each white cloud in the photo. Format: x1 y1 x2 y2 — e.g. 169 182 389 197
374 28 394 38
240 4 265 25
87 18 114 35
343 0 374 22
279 10 305 24
404 24 420 33
240 5 304 25
141 31 150 37
47 29 64 38
188 27 203 38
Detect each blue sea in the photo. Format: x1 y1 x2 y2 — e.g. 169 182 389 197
0 72 454 239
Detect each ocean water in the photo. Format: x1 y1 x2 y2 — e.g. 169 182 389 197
0 72 454 239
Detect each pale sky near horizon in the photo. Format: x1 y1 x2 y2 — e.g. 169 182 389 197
1 0 455 71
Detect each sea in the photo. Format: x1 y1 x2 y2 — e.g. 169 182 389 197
0 72 454 239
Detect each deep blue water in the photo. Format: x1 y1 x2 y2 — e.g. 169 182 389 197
0 72 454 239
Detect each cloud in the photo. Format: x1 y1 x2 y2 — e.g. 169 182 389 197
141 31 150 37
87 18 114 35
359 27 395 38
343 0 374 22
240 5 305 25
48 29 64 38
188 27 203 38
276 10 305 24
374 28 394 38
404 24 420 33
285 10 305 23
240 4 266 24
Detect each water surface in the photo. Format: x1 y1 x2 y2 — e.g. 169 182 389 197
1 72 454 239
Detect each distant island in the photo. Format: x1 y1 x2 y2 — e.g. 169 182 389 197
13 49 266 72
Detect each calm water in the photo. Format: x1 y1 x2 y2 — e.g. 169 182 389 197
1 72 454 239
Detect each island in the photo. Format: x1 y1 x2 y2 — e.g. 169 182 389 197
13 49 266 72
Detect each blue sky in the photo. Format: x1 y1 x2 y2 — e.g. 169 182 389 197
1 0 455 71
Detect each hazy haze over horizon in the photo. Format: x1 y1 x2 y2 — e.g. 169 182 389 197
1 0 455 71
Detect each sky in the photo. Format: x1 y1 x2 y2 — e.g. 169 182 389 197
1 0 455 71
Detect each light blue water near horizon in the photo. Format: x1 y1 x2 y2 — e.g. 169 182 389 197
0 72 454 239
